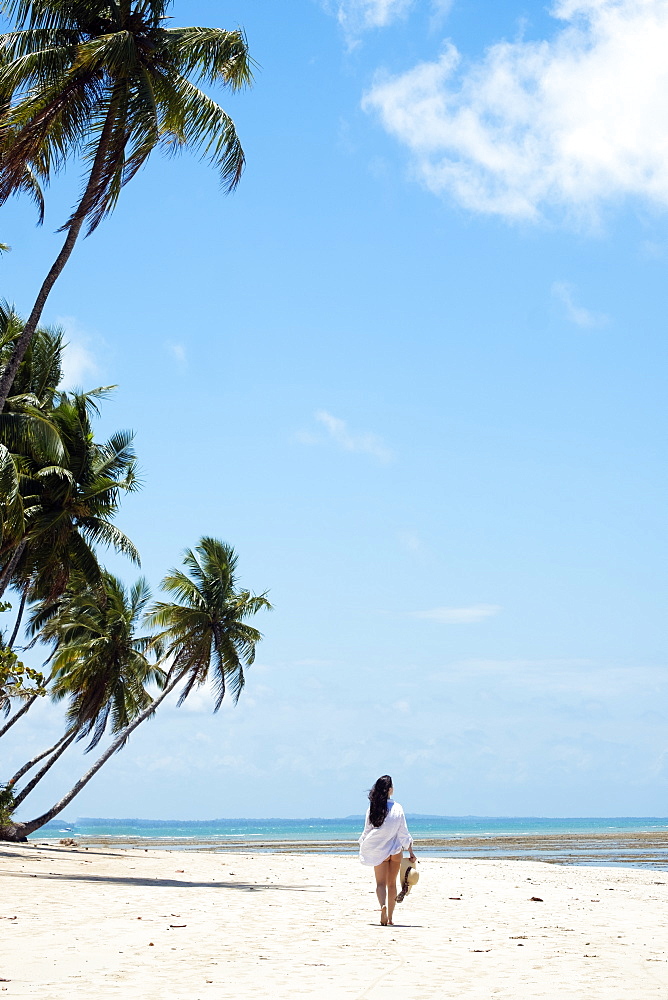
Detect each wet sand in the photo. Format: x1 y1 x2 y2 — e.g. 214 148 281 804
1 842 668 998
36 829 668 869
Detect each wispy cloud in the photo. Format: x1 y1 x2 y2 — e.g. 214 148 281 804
412 603 501 624
308 409 393 463
398 530 425 554
429 0 454 31
552 281 608 328
363 0 668 222
166 341 187 365
332 0 412 34
57 317 101 390
328 0 451 40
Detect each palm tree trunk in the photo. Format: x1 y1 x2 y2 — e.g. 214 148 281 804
7 585 28 649
0 693 37 740
0 539 27 599
12 729 78 808
0 94 121 411
1 674 180 841
9 730 73 785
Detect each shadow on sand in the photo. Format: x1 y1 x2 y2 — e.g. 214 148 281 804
2 868 320 892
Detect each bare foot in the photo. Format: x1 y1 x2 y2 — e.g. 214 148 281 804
380 906 388 926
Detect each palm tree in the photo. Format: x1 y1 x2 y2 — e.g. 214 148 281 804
1 310 138 604
0 537 270 841
0 0 253 410
147 537 272 709
0 395 139 734
9 571 164 808
0 312 65 736
0 302 64 464
0 323 141 736
0 304 66 587
3 387 140 603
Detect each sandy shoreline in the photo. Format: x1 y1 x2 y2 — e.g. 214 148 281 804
1 844 668 999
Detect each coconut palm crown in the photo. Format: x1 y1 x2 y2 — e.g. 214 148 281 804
0 1 253 224
31 571 165 749
4 386 140 601
0 305 65 555
147 537 272 710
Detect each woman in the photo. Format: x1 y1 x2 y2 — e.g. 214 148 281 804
358 774 416 925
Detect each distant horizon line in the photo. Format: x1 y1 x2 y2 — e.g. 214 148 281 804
43 814 668 824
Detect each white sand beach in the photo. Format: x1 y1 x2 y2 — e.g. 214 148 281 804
1 843 667 999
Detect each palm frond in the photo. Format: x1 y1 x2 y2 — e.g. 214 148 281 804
0 410 64 461
0 72 104 203
79 518 140 563
156 72 245 191
0 28 83 61
162 27 253 89
71 30 140 78
2 1 110 32
65 529 102 589
0 442 24 545
93 428 136 478
0 38 83 92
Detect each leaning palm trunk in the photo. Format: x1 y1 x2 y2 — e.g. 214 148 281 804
0 97 119 410
0 539 27 599
7 585 28 648
0 693 37 740
12 729 79 808
9 730 74 785
0 673 180 841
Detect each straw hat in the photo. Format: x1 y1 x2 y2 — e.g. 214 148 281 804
396 857 419 902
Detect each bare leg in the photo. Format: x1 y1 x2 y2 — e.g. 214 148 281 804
373 860 389 923
386 853 402 925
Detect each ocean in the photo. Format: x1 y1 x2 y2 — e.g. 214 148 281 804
34 816 668 869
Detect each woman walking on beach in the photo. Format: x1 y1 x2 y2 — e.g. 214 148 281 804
359 775 416 926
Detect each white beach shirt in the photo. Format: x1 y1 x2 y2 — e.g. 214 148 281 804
358 800 413 866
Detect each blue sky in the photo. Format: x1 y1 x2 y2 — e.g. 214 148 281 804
3 0 668 820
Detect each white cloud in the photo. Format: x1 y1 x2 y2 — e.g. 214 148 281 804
429 0 454 30
313 409 393 462
552 281 608 327
363 0 668 222
166 342 187 364
330 0 451 38
57 317 101 390
412 603 501 624
332 0 412 34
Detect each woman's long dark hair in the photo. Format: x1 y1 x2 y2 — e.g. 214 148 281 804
368 774 393 828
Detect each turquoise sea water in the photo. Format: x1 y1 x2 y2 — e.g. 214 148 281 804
32 815 668 871
37 815 668 842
